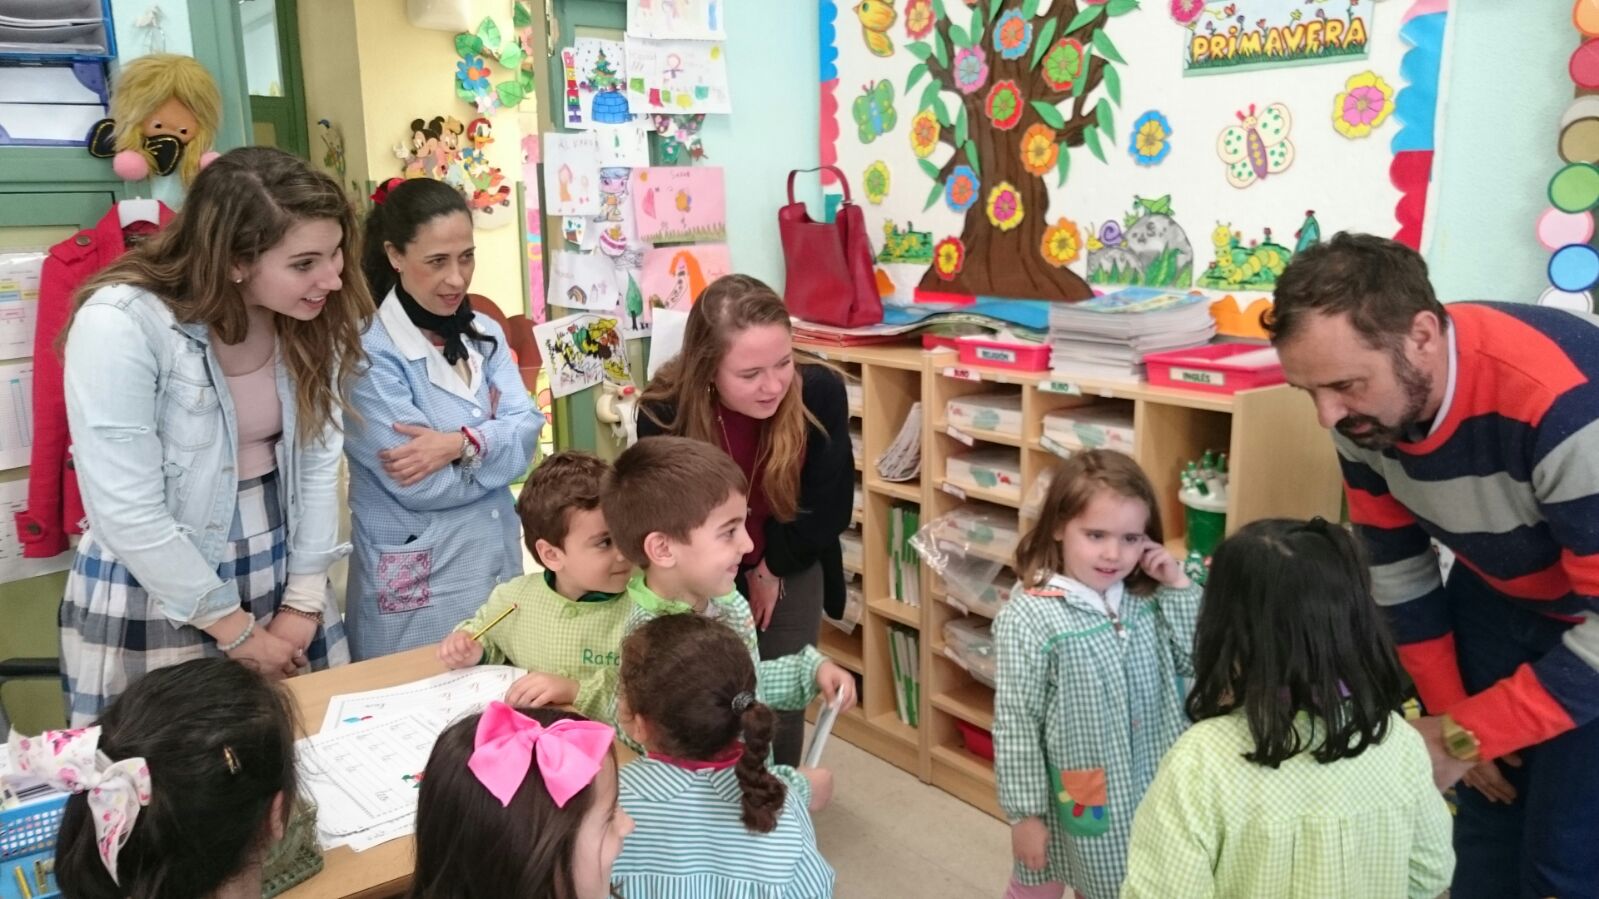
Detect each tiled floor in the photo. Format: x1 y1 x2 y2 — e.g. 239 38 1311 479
813 731 1012 898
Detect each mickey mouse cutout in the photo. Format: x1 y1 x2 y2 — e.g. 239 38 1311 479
87 54 222 186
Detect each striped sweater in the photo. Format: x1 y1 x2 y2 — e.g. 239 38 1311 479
1341 302 1599 760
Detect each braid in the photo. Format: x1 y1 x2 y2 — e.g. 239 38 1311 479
732 700 786 833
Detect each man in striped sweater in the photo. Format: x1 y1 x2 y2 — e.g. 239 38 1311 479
1269 232 1599 899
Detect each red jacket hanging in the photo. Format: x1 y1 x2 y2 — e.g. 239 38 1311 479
14 204 172 558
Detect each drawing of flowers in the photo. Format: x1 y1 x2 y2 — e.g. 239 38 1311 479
456 56 492 94
1170 0 1205 25
1129 111 1173 166
945 165 979 214
864 161 891 204
1041 38 1086 92
953 47 990 95
905 0 935 39
1021 124 1059 176
987 181 1025 231
910 109 941 158
1333 71 1394 139
933 237 966 280
985 80 1023 131
993 11 1033 60
1041 218 1083 267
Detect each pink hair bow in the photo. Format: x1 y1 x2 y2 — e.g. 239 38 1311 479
466 702 612 808
8 727 151 885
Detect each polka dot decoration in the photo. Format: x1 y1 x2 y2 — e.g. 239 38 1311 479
1542 4 1599 311
1539 286 1595 311
1539 208 1597 250
1550 244 1599 292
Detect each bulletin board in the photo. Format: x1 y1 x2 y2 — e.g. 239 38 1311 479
819 0 1451 305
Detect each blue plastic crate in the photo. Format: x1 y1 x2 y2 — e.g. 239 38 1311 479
0 794 66 899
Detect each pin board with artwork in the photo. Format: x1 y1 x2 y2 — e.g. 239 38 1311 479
819 0 1451 306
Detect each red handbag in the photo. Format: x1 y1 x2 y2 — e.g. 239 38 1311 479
778 166 884 328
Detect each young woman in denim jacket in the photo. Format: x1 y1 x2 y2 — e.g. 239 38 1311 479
59 147 375 725
342 179 542 660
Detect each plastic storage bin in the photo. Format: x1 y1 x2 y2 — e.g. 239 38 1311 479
1144 343 1285 395
955 720 995 761
947 448 1023 502
0 793 68 899
957 335 1051 372
946 391 1023 437
943 617 997 688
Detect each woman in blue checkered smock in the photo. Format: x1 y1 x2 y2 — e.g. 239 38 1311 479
343 179 543 660
58 149 373 726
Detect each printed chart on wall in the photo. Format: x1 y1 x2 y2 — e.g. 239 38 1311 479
818 0 1451 306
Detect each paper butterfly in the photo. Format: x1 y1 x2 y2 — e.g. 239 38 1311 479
1217 103 1294 189
853 80 898 144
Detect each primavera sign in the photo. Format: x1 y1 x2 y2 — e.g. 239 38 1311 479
1182 0 1370 76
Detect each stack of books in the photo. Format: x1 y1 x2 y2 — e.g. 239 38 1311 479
1048 287 1216 382
889 503 921 607
887 624 920 727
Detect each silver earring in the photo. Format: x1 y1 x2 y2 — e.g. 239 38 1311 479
233 277 243 284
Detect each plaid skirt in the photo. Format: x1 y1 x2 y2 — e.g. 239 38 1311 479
60 470 349 726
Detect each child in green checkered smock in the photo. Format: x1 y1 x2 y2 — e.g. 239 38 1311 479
992 451 1202 899
1123 519 1454 899
437 452 635 721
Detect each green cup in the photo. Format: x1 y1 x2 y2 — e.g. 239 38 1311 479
1184 503 1227 558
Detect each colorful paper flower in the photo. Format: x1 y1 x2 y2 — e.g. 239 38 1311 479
985 80 1023 131
993 11 1034 60
864 161 891 204
1129 110 1173 166
986 181 1025 231
1333 71 1395 139
933 237 966 280
1041 38 1086 92
909 108 941 158
1170 0 1205 24
456 56 492 93
953 47 990 95
945 165 979 214
1042 217 1083 267
1020 124 1059 176
905 0 935 39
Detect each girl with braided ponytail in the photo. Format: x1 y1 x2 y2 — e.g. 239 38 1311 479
612 613 835 898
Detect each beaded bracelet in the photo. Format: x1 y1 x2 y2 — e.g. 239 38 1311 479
218 615 255 653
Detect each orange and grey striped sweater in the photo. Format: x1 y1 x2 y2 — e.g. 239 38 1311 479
1341 302 1599 761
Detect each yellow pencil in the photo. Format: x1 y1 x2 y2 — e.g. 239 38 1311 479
14 865 33 899
470 603 518 641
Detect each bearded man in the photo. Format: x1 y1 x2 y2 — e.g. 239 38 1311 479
1269 232 1599 899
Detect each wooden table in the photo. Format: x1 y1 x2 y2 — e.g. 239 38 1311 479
277 646 635 899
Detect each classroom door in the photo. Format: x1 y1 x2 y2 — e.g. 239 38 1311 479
241 0 309 157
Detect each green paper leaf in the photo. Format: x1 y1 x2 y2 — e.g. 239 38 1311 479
501 46 524 71
497 81 524 107
921 80 941 111
907 62 928 93
1072 63 1090 98
1084 125 1106 163
925 179 944 211
919 158 941 181
932 32 950 68
964 139 981 178
989 0 1004 20
1091 28 1125 64
1030 100 1066 130
955 105 969 148
1022 0 1041 18
477 17 501 50
1067 3 1106 33
455 34 478 57
933 0 948 20
1056 142 1071 187
970 4 984 41
519 69 536 92
1104 63 1121 106
908 41 933 61
1107 0 1140 15
934 99 953 128
513 1 533 30
1030 17 1058 69
950 24 969 48
1096 97 1114 142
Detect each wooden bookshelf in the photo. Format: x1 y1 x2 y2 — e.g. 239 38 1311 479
796 341 1342 820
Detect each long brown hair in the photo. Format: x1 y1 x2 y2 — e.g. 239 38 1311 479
70 146 374 438
639 274 817 522
410 707 617 899
620 614 787 833
1014 450 1163 594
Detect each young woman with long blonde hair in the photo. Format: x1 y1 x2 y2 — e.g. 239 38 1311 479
59 146 374 724
636 274 853 764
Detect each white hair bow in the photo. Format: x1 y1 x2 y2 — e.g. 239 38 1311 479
8 727 151 884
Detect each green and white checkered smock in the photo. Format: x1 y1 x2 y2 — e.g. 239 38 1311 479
992 575 1202 899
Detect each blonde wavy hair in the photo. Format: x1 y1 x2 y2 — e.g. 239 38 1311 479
640 275 819 522
108 53 221 187
71 146 374 439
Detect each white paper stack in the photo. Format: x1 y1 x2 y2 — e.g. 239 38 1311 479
1048 288 1216 381
876 402 923 482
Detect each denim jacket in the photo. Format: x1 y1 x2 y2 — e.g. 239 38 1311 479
63 284 349 628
